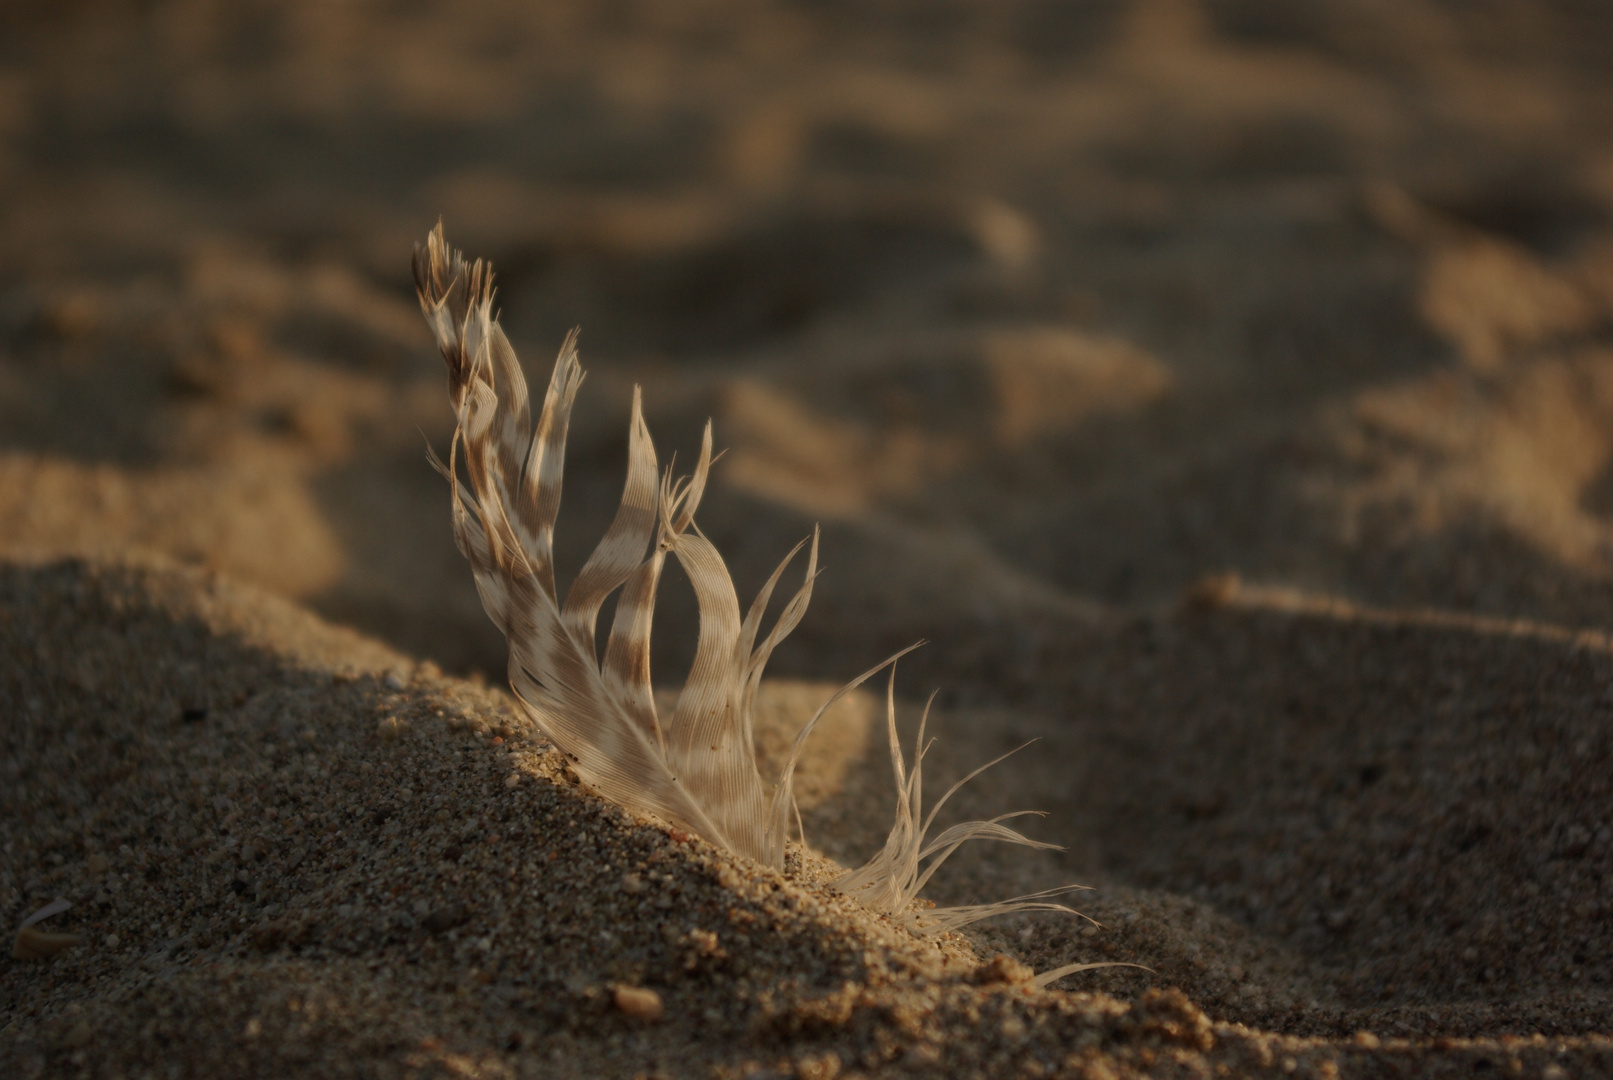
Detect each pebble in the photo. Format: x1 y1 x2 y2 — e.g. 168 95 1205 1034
12 927 82 960
612 985 664 1021
795 1052 842 1080
972 954 1034 985
902 1044 940 1069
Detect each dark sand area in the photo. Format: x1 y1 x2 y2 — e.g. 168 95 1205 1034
3 2 1613 1077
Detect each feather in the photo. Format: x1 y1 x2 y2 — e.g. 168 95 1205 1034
1033 959 1155 989
831 668 1098 938
18 898 72 930
414 223 831 868
415 226 1120 987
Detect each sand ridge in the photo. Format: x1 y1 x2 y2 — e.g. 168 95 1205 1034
3 557 1611 1077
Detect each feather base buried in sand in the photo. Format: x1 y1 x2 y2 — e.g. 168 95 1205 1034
413 222 1118 961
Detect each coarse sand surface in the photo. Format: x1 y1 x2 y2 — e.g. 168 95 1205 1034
4 557 1611 1078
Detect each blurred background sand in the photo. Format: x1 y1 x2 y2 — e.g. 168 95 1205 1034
3 0 1613 1063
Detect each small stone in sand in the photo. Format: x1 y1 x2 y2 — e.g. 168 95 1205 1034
971 954 1033 985
903 1044 941 1069
795 1052 841 1080
612 985 663 1021
1181 570 1241 611
13 927 82 960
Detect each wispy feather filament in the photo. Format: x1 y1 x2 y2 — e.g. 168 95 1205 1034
413 224 1123 956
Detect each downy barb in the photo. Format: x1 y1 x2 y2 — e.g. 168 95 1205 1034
832 667 1095 935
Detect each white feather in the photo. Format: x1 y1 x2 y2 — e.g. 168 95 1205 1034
414 225 1126 985
414 223 822 867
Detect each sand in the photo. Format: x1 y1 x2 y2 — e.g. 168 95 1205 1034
4 1 1613 1077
